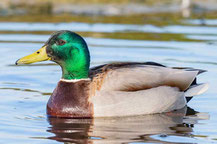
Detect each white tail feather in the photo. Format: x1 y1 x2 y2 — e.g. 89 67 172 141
185 83 209 97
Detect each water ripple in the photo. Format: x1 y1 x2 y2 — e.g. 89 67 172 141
0 22 216 35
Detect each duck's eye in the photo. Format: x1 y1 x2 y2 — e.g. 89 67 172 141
56 39 66 46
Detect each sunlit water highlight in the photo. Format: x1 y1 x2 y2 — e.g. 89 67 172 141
0 17 217 144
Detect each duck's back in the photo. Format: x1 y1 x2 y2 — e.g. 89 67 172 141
89 62 202 92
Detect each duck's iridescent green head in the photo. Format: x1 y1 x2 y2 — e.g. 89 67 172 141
16 30 90 80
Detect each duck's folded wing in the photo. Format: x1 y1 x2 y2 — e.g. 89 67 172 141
91 86 186 117
89 63 199 92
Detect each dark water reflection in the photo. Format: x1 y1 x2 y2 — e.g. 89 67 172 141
47 107 204 144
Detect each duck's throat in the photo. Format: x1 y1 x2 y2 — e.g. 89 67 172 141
61 61 89 80
62 68 89 80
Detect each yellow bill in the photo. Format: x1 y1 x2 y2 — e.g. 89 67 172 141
16 45 51 65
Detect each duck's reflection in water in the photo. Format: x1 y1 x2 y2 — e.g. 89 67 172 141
47 106 207 144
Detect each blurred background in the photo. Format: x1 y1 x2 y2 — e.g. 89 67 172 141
0 0 217 17
0 0 217 144
0 0 216 40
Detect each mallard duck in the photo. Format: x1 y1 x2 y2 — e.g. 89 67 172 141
16 30 208 118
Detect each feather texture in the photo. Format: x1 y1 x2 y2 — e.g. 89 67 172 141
90 86 186 117
89 63 198 93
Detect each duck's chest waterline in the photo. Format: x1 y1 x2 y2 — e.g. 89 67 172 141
47 79 94 118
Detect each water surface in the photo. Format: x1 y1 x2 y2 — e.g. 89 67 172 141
0 15 217 144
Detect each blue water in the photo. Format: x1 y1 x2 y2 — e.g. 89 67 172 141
0 18 217 143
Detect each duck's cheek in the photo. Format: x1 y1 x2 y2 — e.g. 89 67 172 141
51 52 65 62
46 47 60 61
46 46 54 56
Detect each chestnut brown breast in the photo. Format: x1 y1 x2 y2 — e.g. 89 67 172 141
47 79 93 118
